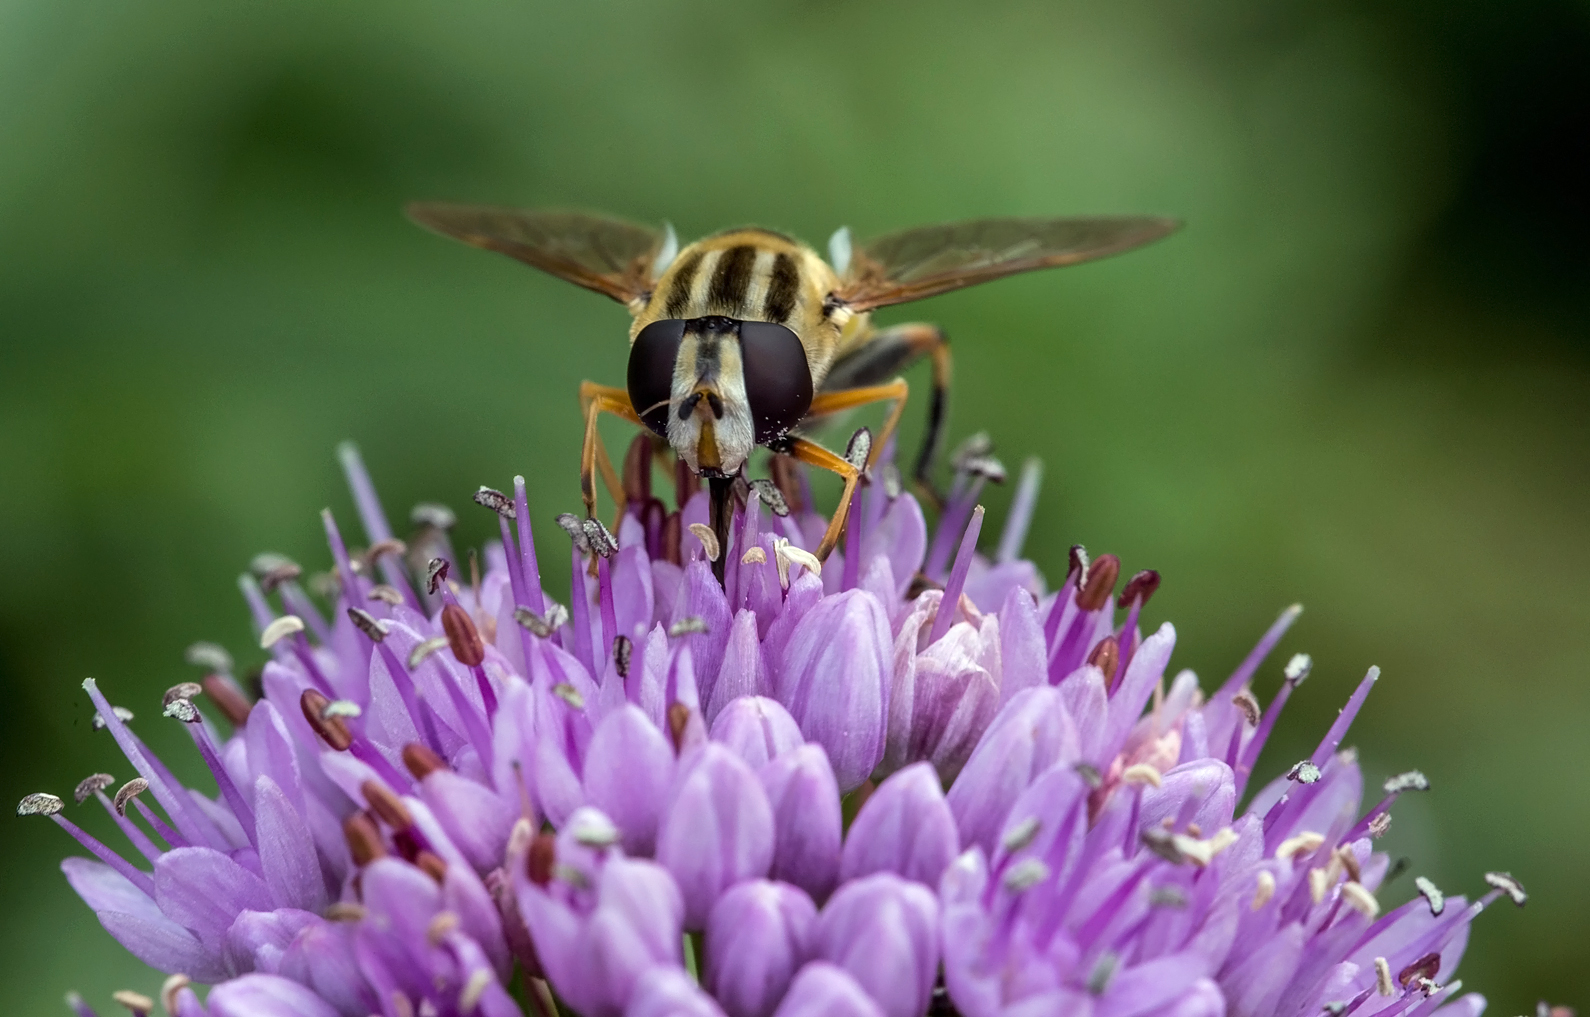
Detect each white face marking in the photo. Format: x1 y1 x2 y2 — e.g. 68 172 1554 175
666 331 756 477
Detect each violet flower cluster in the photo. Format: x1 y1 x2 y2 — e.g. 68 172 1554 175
24 436 1526 1017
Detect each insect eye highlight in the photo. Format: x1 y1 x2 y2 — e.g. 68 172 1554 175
738 320 812 445
628 318 687 437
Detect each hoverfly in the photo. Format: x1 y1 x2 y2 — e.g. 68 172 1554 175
406 205 1176 579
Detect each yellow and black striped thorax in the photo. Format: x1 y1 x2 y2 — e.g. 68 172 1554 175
631 228 859 384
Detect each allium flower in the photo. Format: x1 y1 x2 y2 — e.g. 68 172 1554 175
25 435 1529 1017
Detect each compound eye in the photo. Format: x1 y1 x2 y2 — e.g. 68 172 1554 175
628 318 687 437
738 320 813 445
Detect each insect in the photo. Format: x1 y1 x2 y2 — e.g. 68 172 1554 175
406 205 1177 579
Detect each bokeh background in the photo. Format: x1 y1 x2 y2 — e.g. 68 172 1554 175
2 0 1586 1012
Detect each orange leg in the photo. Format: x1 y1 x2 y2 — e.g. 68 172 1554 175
805 378 910 470
579 382 640 523
785 437 863 562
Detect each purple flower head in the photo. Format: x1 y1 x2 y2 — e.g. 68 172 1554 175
29 439 1520 1017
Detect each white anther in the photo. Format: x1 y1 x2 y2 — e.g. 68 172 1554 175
259 614 305 649
688 523 720 562
322 700 362 720
1284 652 1313 683
572 811 621 848
773 538 820 589
552 684 586 710
1251 870 1276 910
409 636 449 669
1003 858 1050 893
16 792 63 816
1276 831 1326 860
1414 875 1445 916
669 616 709 637
1001 817 1041 854
112 989 155 1013
369 584 404 605
161 974 191 1013
426 911 460 946
324 902 367 922
1342 881 1380 918
1121 764 1163 788
460 969 493 1012
1374 957 1394 996
1309 867 1330 904
741 546 767 565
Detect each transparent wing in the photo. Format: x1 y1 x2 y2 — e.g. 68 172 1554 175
406 203 664 304
834 215 1179 311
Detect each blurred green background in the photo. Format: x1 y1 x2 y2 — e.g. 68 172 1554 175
2 0 1586 1012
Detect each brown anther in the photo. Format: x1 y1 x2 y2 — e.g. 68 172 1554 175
402 742 448 780
427 557 452 595
556 513 591 553
748 478 790 516
1117 569 1161 609
949 431 995 470
661 512 683 566
361 780 414 830
163 682 204 708
1232 690 1261 727
1185 822 1202 837
364 539 408 574
416 850 448 884
112 989 155 1014
201 674 253 726
300 689 353 751
1368 813 1392 838
1068 545 1090 582
113 778 149 817
583 518 619 559
1075 554 1120 611
369 584 404 605
614 635 633 678
624 434 654 505
348 607 388 642
1139 828 1185 864
1335 844 1362 883
442 603 486 667
473 487 515 518
1397 952 1441 988
74 773 115 804
527 833 557 886
1086 635 1121 688
343 812 386 866
667 702 692 753
905 572 944 601
252 552 304 592
1073 762 1103 789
